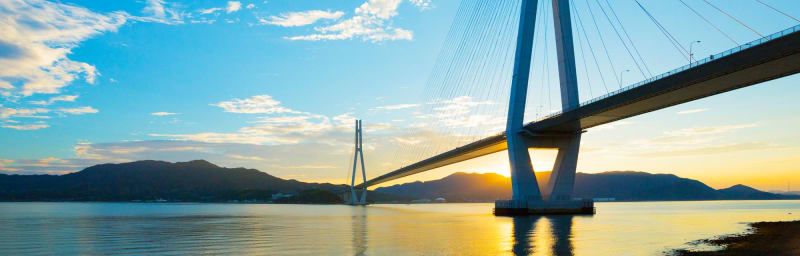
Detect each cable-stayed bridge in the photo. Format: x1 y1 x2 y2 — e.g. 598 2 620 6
355 0 800 215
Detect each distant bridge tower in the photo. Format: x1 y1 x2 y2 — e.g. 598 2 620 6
348 119 368 205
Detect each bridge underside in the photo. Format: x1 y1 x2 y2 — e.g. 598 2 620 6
359 26 800 191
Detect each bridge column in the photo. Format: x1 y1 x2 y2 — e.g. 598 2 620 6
543 134 581 201
547 0 582 202
506 0 542 206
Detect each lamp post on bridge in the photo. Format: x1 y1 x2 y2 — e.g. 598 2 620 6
689 40 702 63
618 69 630 88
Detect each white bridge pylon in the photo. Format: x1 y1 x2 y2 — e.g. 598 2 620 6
348 119 367 205
506 0 582 206
356 0 800 215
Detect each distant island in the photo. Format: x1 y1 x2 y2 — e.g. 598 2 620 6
1 160 796 203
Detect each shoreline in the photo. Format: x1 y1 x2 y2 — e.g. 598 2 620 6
673 220 800 256
1 198 799 204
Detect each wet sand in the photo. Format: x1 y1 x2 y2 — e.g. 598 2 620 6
674 220 800 256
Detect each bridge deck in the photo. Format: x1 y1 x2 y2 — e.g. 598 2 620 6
359 25 800 189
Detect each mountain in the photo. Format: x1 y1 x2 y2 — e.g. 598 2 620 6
0 160 352 203
375 171 796 202
572 171 720 201
371 172 512 202
2 160 793 203
718 184 782 200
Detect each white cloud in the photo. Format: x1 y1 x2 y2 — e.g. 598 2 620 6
137 0 184 24
246 3 255 9
29 95 79 105
0 0 128 96
58 106 98 115
591 121 634 132
151 112 334 145
1 123 49 130
370 103 420 111
0 159 18 171
664 123 757 137
199 7 222 15
211 95 295 114
226 1 242 13
0 107 50 119
677 108 709 115
285 0 415 42
151 111 180 116
197 1 241 16
409 0 433 10
0 81 12 90
262 10 345 27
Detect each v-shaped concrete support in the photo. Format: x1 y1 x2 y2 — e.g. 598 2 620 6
542 134 581 201
505 0 582 207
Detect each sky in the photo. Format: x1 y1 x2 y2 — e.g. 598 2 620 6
1 0 799 192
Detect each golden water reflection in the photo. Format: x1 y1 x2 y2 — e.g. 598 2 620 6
509 216 575 256
1 201 798 255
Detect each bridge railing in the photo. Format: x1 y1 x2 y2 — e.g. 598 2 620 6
532 24 800 123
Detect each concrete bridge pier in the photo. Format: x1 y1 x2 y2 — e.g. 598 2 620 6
496 0 593 215
495 132 594 215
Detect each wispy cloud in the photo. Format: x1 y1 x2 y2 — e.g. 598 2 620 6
409 0 433 10
664 123 757 137
136 0 185 24
0 0 127 96
151 112 180 116
0 107 50 119
370 103 420 111
211 95 295 114
150 112 334 145
29 95 79 106
1 123 49 130
261 10 345 27
198 7 222 15
58 106 99 115
677 108 709 115
637 142 780 157
285 0 417 42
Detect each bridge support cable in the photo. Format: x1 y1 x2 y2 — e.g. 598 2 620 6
702 0 764 37
442 0 511 157
412 0 489 165
572 1 611 94
540 0 554 117
755 0 800 23
634 0 690 61
530 0 547 119
393 0 524 171
582 0 622 89
431 0 512 159
597 0 651 79
570 1 594 100
678 0 739 46
390 0 472 168
466 0 517 142
605 0 653 77
463 0 517 143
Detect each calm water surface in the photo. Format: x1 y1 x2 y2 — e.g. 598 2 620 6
0 201 798 255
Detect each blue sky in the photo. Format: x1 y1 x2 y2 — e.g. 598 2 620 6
1 0 799 191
